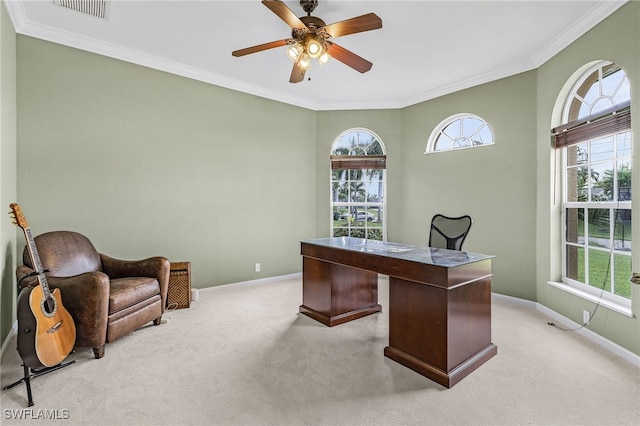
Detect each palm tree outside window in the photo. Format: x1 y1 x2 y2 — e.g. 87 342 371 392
330 129 386 241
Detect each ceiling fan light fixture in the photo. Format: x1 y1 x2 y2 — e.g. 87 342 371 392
306 38 323 58
318 51 330 64
232 1 382 83
286 43 303 62
298 53 311 70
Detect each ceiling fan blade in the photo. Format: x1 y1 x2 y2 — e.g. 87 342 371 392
232 39 289 57
262 0 306 29
289 63 306 83
325 43 373 73
321 13 382 38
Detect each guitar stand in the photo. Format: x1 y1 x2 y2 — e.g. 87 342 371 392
3 269 76 406
3 360 76 407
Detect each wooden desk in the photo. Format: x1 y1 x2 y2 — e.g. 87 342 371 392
300 237 497 388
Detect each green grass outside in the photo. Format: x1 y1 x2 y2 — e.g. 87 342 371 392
575 209 631 241
576 248 632 298
570 210 632 299
332 208 384 240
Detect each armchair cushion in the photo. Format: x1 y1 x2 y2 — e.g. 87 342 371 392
100 254 170 309
109 277 160 313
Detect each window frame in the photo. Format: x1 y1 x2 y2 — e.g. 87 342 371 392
425 113 495 154
330 128 387 242
560 134 632 307
556 61 632 307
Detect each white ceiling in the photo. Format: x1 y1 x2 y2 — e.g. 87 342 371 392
5 0 628 110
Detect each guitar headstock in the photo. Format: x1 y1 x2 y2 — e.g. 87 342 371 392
9 203 29 230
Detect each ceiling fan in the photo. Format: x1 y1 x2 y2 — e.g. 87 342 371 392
232 0 382 83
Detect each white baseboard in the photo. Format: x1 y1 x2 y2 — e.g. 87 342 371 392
197 272 302 295
492 292 639 367
536 303 640 367
492 292 537 308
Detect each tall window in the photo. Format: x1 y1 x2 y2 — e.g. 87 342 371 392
426 113 494 153
330 129 386 241
554 62 632 302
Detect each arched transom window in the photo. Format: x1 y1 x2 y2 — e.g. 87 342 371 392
564 61 631 122
330 129 386 241
426 113 494 153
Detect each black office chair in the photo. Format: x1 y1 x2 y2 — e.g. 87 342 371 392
428 214 472 251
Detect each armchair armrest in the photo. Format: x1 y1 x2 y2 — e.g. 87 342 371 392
16 265 39 290
100 254 170 310
45 272 110 350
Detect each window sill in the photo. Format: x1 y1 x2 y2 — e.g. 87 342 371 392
546 281 634 318
424 142 494 155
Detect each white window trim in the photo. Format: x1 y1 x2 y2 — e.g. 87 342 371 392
546 281 633 317
425 113 495 154
556 61 633 306
562 60 629 122
330 128 387 241
560 159 633 304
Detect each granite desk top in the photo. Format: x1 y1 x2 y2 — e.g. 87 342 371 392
301 237 494 268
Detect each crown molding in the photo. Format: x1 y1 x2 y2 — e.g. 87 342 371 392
4 0 322 110
401 0 629 110
3 0 27 31
3 0 629 111
530 0 628 67
399 58 538 110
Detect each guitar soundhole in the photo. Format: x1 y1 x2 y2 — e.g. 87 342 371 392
44 297 55 314
40 295 57 318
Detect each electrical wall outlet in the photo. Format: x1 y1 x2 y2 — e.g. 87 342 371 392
255 263 261 272
582 310 590 325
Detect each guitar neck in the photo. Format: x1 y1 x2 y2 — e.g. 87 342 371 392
23 227 51 299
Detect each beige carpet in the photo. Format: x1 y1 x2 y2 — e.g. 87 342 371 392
1 275 639 425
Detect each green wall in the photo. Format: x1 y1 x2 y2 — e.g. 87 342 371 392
1 1 17 350
314 109 403 239
1 2 638 354
398 71 538 300
15 36 317 289
315 71 538 302
535 1 640 354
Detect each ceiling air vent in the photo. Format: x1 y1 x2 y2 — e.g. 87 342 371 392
55 0 109 20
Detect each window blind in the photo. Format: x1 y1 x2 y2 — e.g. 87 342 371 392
552 101 631 148
330 155 386 170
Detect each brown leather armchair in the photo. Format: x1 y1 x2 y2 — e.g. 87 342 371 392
16 231 170 359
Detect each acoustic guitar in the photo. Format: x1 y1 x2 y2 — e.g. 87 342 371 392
9 203 76 368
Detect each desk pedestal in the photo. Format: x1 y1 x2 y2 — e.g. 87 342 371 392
384 276 497 388
300 257 381 327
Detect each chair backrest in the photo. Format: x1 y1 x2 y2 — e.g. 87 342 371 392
23 231 102 277
428 214 472 251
